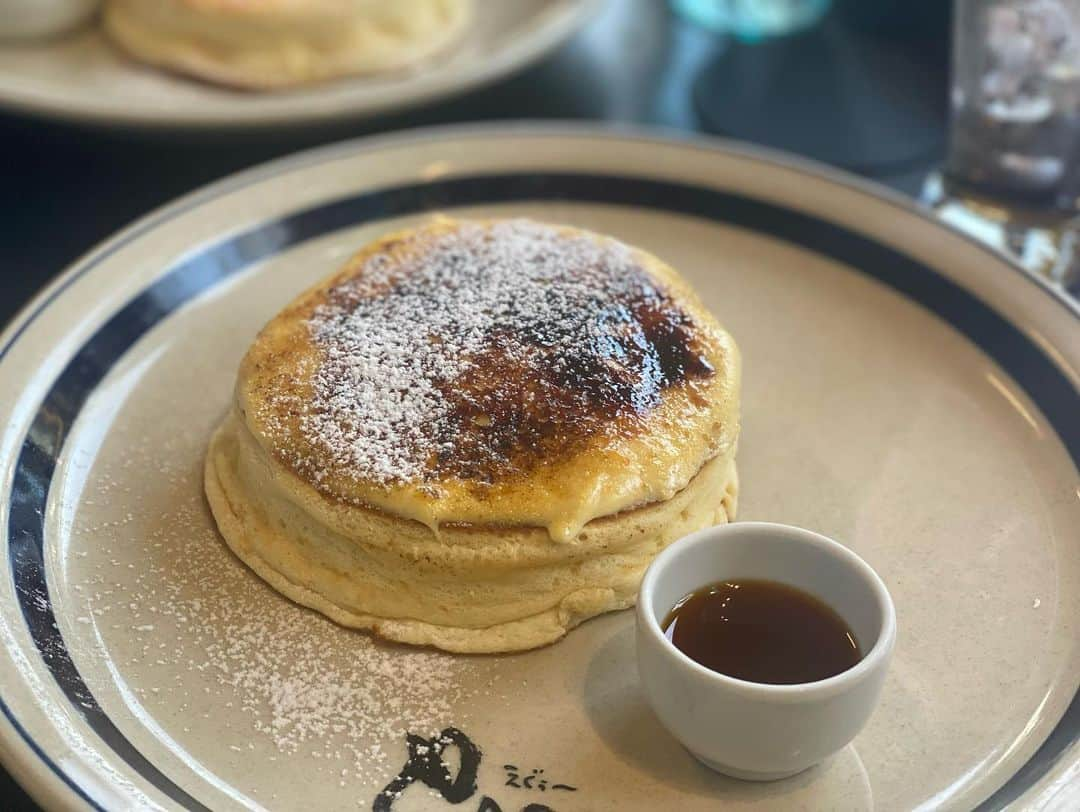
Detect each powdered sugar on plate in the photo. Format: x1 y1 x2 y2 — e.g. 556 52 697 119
70 450 493 787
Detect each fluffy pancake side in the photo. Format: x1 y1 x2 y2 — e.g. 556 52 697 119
206 412 737 653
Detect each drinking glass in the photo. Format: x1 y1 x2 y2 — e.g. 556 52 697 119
928 0 1080 288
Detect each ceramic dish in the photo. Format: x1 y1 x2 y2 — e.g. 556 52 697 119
0 1 598 128
0 126 1076 811
636 523 897 781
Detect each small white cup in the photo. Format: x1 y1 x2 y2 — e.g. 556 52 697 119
636 522 896 781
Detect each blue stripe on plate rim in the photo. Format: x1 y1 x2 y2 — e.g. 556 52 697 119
0 135 1076 812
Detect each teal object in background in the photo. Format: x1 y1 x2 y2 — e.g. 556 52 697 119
670 0 832 40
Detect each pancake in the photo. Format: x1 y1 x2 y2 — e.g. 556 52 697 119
102 0 472 89
205 218 741 653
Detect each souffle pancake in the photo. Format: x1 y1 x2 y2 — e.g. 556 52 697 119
103 0 472 89
205 218 740 653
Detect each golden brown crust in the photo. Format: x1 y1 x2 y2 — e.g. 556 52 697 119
237 218 740 540
245 221 718 485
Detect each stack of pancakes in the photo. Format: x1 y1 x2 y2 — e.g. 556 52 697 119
205 218 740 653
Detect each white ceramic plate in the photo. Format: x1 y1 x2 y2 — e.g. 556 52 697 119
0 1 596 128
0 126 1077 811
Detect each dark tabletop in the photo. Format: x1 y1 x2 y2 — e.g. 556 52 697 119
0 0 949 808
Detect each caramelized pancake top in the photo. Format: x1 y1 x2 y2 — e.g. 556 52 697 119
238 218 739 540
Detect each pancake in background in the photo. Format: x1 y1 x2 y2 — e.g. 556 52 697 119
103 0 473 89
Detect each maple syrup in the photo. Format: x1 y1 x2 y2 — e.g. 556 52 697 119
662 579 862 685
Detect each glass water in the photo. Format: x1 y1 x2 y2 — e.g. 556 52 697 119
932 0 1080 288
946 0 1080 211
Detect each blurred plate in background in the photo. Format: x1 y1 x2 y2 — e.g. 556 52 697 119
0 0 598 129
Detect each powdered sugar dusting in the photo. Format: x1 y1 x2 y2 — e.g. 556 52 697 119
269 219 711 487
68 434 494 791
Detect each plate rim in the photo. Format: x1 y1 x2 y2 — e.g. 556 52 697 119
0 0 601 129
2 122 1077 356
0 123 1076 812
